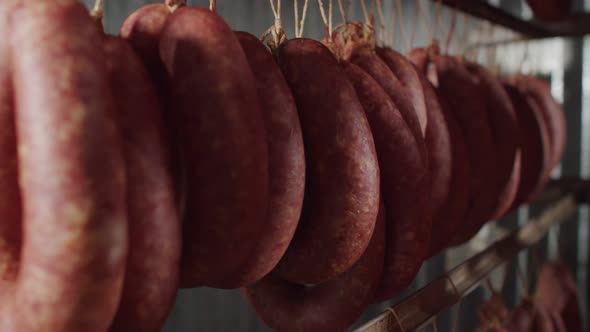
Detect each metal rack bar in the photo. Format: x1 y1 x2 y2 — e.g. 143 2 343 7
355 194 580 332
438 0 590 39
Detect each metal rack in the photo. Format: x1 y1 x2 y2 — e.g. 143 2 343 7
438 0 590 39
355 191 584 332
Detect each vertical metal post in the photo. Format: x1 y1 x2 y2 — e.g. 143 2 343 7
490 0 530 315
560 0 584 275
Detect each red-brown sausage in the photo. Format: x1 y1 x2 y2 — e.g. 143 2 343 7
504 299 536 332
0 0 21 286
119 2 182 207
534 303 557 332
376 46 428 136
536 262 582 332
332 26 426 163
342 62 430 301
420 72 452 238
522 76 567 174
451 62 522 243
103 36 181 332
275 38 380 284
343 62 431 301
329 27 432 291
433 56 499 245
5 1 128 330
432 89 472 253
544 308 567 332
420 72 459 256
159 7 269 288
466 62 520 220
409 47 471 255
350 48 428 161
243 205 385 332
503 82 551 207
119 2 172 94
478 292 509 326
232 31 305 285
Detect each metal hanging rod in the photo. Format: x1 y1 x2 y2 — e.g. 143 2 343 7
355 191 583 332
437 0 590 39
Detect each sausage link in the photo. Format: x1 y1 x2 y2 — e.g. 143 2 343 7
452 63 522 243
544 307 567 332
533 302 557 332
430 89 472 255
433 56 498 245
232 31 305 285
522 76 567 175
119 3 171 95
103 36 181 332
536 262 582 332
119 3 183 209
376 47 428 136
275 38 380 284
243 205 385 332
0 0 21 285
6 1 128 330
466 63 520 220
409 48 471 255
342 62 429 301
420 75 452 226
159 7 269 288
350 48 427 163
504 299 536 331
503 83 551 208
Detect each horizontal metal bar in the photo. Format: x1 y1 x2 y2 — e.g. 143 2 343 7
355 194 579 332
439 0 590 39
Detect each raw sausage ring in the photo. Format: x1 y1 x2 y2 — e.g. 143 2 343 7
243 206 385 332
274 38 380 285
327 23 431 299
102 35 181 332
159 7 270 288
0 1 128 330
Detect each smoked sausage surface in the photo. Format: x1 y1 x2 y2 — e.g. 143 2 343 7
342 62 429 301
275 38 380 284
0 0 21 286
103 36 181 332
120 3 172 95
376 46 428 137
431 89 472 253
243 205 385 332
233 31 305 285
504 299 536 332
420 72 452 239
451 62 521 243
120 2 183 207
522 76 567 173
536 262 582 332
433 56 498 245
159 7 269 288
504 82 551 206
350 49 427 161
466 62 520 220
6 1 128 330
409 47 471 255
